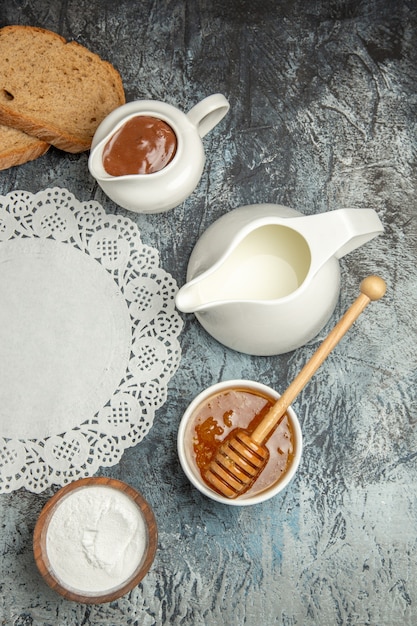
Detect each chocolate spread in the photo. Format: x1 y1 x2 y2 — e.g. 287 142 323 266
103 115 177 176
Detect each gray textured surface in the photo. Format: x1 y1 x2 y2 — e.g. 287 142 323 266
1 1 417 624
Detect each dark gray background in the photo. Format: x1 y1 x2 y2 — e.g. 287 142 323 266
1 1 416 625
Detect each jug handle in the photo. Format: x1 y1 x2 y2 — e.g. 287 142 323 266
294 208 384 271
187 94 230 138
333 208 384 259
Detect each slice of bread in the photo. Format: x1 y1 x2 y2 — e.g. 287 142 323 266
0 25 125 153
0 124 49 170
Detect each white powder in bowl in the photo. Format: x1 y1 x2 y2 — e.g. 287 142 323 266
46 485 147 594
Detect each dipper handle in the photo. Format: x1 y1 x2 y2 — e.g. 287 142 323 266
250 275 387 445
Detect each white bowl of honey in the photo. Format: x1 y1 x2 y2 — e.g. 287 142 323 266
177 380 302 506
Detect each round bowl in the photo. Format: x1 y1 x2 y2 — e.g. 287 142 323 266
177 379 302 506
33 477 157 603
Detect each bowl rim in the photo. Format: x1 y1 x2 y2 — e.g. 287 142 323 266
177 379 303 506
33 477 158 604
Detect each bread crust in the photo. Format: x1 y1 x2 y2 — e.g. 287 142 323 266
0 124 49 170
0 25 125 153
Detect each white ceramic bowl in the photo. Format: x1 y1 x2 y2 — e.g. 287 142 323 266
177 379 302 506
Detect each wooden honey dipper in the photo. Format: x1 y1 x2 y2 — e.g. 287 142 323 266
204 275 387 499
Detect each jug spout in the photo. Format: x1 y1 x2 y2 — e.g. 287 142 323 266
175 280 204 314
89 140 110 181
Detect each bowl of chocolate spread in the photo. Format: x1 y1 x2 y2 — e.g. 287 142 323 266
88 94 229 213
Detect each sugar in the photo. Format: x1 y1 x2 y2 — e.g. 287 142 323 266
46 485 147 593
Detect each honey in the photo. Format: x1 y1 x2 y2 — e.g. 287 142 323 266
188 387 295 497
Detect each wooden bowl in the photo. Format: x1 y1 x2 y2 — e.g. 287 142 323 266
33 477 158 604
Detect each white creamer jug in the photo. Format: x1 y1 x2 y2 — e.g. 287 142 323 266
175 204 384 355
88 94 229 213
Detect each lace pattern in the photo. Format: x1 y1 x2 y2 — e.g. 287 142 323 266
0 188 183 493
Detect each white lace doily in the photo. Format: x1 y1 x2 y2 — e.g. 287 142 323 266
0 188 183 493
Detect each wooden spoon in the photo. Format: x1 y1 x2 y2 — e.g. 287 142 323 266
204 275 387 499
